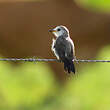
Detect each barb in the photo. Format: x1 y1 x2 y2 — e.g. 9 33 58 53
0 58 109 62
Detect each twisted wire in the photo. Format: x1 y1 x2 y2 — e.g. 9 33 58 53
0 58 109 62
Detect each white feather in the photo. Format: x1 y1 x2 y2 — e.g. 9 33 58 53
51 39 59 59
52 25 69 37
53 31 63 37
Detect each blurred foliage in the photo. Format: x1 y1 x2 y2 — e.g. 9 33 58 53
75 0 110 13
0 61 58 110
1 46 110 109
59 45 110 110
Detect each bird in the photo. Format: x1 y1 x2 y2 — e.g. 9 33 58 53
49 25 76 74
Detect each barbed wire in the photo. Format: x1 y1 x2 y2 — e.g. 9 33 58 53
0 58 110 62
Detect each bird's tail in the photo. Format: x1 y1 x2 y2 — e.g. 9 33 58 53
64 59 75 74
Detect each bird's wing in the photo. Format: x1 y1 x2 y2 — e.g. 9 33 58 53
66 37 76 60
54 37 75 60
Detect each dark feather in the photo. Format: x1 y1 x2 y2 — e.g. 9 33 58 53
64 59 75 74
53 35 75 74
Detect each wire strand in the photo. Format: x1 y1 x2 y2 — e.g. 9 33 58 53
0 58 109 62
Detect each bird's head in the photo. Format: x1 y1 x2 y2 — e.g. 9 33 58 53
49 25 69 38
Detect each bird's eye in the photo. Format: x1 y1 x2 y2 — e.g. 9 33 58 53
57 28 61 31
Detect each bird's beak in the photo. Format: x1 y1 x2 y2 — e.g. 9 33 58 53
49 29 57 33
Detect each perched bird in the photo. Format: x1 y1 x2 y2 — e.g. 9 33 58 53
49 25 76 74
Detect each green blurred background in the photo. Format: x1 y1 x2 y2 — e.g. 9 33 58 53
0 0 110 110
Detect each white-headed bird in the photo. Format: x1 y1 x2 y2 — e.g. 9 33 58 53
49 25 76 74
